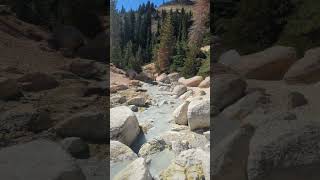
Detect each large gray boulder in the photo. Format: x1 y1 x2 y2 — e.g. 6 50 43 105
110 140 137 163
110 106 140 146
228 46 297 80
18 72 59 92
55 111 107 140
173 85 187 97
187 98 210 130
0 139 86 180
212 74 247 115
113 158 152 180
284 47 320 84
173 101 190 125
0 78 22 100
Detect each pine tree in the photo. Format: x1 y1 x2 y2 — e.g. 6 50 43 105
158 13 175 73
124 41 134 69
181 45 200 78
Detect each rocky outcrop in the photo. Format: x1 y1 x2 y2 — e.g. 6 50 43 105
0 139 86 180
138 138 167 157
110 140 137 163
110 106 140 146
187 98 210 130
113 158 152 180
68 59 105 80
284 47 320 84
167 72 180 83
127 96 146 107
55 111 107 140
227 46 297 80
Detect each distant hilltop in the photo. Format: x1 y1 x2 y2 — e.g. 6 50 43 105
158 0 195 12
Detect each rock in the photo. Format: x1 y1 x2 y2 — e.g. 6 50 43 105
172 140 190 154
28 109 54 133
0 5 11 14
111 95 127 105
167 72 180 83
247 117 320 180
170 124 189 131
0 139 86 180
284 47 320 84
204 131 210 141
187 98 210 130
61 137 89 158
55 111 107 140
160 149 209 180
173 101 190 125
68 59 105 79
180 76 204 87
110 140 137 163
110 84 128 93
212 74 247 114
160 131 208 150
135 72 154 83
219 49 241 66
130 80 142 86
51 25 85 54
110 106 140 146
198 76 210 88
138 138 167 157
229 46 297 80
126 69 138 80
129 105 138 112
76 31 108 62
179 90 193 100
140 121 154 134
287 91 308 109
221 91 267 121
159 85 171 91
156 73 170 84
127 96 146 107
18 72 59 92
113 158 152 180
0 78 22 100
173 85 187 97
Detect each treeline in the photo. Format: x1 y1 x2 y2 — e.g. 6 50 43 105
111 0 210 78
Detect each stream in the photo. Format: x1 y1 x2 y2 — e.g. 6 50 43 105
110 83 183 179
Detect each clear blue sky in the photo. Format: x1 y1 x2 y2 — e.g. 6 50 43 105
116 0 168 11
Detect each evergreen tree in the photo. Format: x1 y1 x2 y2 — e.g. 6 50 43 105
158 13 175 73
181 45 200 78
123 41 134 69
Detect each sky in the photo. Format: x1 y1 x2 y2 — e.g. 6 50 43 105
116 0 168 11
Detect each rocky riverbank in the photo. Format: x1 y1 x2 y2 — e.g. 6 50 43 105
110 67 210 179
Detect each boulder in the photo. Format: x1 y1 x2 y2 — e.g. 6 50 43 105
180 76 204 87
229 46 297 80
167 72 180 83
110 106 140 146
0 78 22 100
221 91 267 121
173 85 187 97
187 98 210 130
113 158 152 180
61 137 89 158
171 140 190 155
68 59 105 79
110 140 137 163
287 91 308 109
129 105 138 112
55 111 107 140
173 101 190 125
110 84 128 93
0 139 86 180
160 149 209 180
212 74 247 114
18 72 59 92
284 47 320 84
130 80 142 87
219 49 241 66
138 138 167 157
156 73 170 84
126 69 138 80
127 96 146 107
198 76 210 88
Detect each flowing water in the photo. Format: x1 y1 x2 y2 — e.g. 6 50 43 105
110 82 183 179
